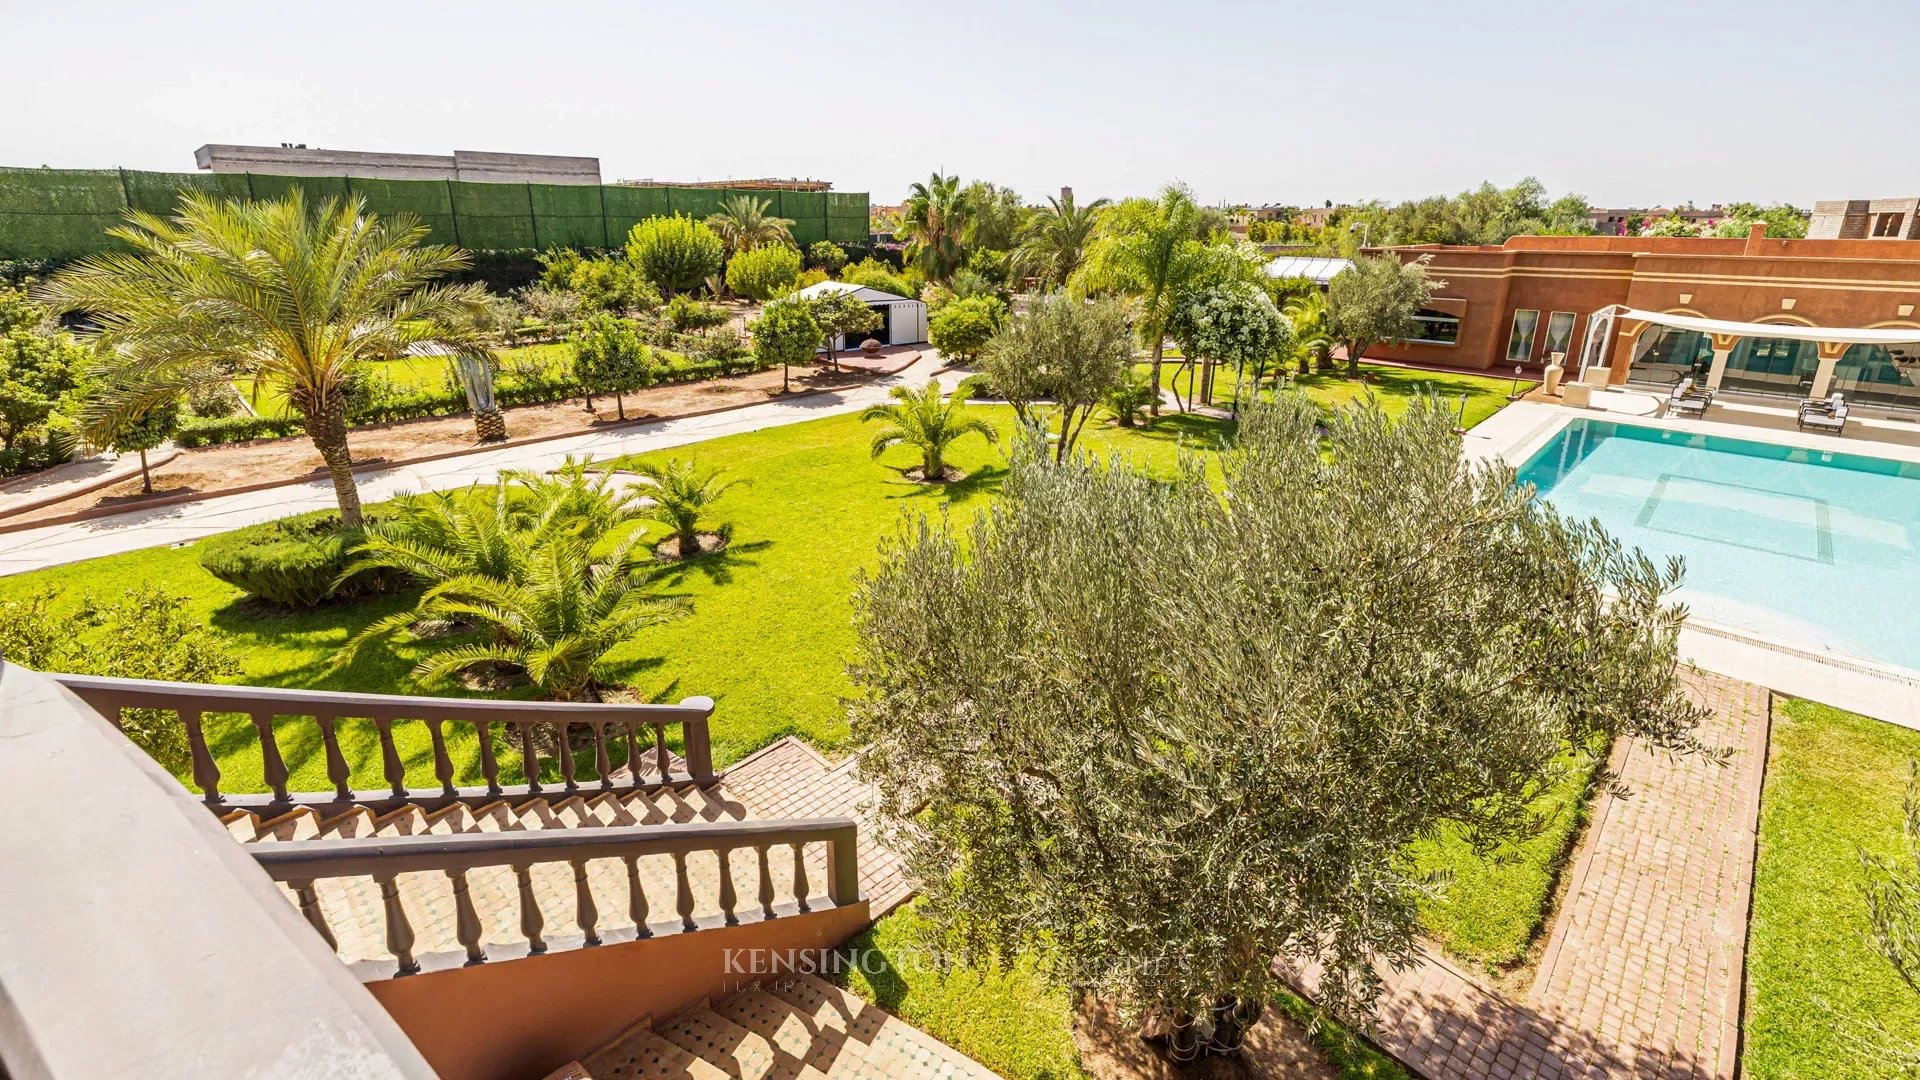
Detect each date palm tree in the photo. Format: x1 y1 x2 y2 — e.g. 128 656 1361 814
1283 290 1335 374
37 191 493 526
861 379 998 481
630 457 747 560
899 173 970 285
706 195 795 255
333 461 686 701
1076 185 1213 417
1012 191 1111 289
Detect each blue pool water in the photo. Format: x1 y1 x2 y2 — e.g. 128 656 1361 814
1516 418 1920 670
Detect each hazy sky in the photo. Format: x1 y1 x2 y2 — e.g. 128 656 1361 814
6 0 1915 210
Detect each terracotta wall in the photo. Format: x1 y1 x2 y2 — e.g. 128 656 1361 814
371 902 872 1080
1368 238 1920 378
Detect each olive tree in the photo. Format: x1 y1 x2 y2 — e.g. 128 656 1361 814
848 395 1708 1057
979 292 1132 462
1327 253 1437 376
1169 279 1292 410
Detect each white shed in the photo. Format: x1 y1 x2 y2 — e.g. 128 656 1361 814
795 280 929 349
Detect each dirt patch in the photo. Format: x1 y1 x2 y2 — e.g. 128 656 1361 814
4 361 899 526
1072 997 1341 1080
900 464 969 484
652 533 728 561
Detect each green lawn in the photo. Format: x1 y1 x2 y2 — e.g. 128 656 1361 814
1142 360 1530 430
1745 699 1920 1079
231 342 575 418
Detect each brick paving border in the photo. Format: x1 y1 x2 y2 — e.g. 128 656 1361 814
1284 671 1772 1080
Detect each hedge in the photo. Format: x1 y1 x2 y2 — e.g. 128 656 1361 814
174 353 781 448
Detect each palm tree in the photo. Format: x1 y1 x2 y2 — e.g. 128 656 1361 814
1012 191 1111 289
861 379 998 481
1075 185 1213 417
899 173 970 284
630 458 747 560
334 461 685 701
706 195 795 255
37 191 491 526
1283 290 1335 375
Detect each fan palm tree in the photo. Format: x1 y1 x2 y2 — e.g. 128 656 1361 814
630 458 748 560
899 173 970 284
1012 191 1111 289
36 191 492 526
1283 290 1335 375
333 461 684 701
861 379 998 481
706 195 796 255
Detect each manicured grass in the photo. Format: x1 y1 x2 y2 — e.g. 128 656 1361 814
229 342 575 418
0 407 1234 792
1272 991 1412 1080
1407 742 1605 970
839 903 1085 1080
1141 360 1530 430
1744 698 1920 1079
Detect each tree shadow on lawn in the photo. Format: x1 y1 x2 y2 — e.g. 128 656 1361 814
884 463 1006 507
645 538 771 589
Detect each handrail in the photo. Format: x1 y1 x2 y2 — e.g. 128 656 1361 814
0 659 437 1079
48 672 717 812
251 818 862 978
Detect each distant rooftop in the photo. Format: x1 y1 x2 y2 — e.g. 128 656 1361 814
193 144 601 185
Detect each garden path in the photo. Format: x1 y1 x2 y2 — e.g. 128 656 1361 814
0 352 956 576
1282 670 1769 1080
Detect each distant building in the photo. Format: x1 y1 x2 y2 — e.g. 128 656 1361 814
1808 198 1920 240
193 144 601 185
1587 205 1726 236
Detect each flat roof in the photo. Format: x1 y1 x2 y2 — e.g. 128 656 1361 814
1264 255 1351 284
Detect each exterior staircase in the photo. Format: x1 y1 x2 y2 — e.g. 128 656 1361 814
13 668 996 1080
565 975 996 1079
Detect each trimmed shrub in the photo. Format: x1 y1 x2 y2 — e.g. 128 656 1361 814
663 294 731 331
197 510 396 608
625 215 725 294
929 296 1006 363
807 241 847 274
175 414 305 447
725 244 803 302
841 258 915 301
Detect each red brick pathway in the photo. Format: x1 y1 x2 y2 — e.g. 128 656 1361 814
1285 671 1770 1079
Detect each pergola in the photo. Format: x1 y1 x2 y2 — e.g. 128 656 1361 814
1577 305 1920 398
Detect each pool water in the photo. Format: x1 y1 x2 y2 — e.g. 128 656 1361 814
1516 418 1920 670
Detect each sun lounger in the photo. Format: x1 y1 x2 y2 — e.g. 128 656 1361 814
1668 378 1713 417
1797 393 1848 434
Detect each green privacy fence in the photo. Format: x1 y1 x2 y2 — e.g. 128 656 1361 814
0 167 869 260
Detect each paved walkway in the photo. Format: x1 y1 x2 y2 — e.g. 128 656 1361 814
1286 671 1770 1080
0 353 954 576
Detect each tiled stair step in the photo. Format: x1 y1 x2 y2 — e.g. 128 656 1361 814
576 976 1000 1080
223 785 833 969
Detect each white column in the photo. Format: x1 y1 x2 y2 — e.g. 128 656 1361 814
1811 353 1842 398
1705 348 1732 390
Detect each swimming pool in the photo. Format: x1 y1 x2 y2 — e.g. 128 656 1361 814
1516 418 1920 671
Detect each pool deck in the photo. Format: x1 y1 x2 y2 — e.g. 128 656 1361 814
1472 398 1920 732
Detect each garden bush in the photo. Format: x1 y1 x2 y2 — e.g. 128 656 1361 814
175 414 305 447
929 296 1005 363
663 293 731 331
0 584 239 775
197 510 396 608
725 244 803 303
626 215 725 294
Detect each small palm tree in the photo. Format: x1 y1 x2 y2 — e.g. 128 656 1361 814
1012 191 1111 289
1284 290 1335 374
862 379 998 481
1102 369 1159 427
37 191 493 526
334 461 684 701
706 195 796 255
630 458 747 560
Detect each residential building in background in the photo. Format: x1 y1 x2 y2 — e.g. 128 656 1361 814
1808 198 1920 240
1369 227 1920 405
1587 204 1726 235
194 144 602 185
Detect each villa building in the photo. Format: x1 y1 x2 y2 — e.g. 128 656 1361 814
1368 228 1920 406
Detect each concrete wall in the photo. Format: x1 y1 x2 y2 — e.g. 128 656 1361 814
194 144 602 185
369 901 872 1080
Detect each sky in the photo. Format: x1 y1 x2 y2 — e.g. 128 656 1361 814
6 0 1917 211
